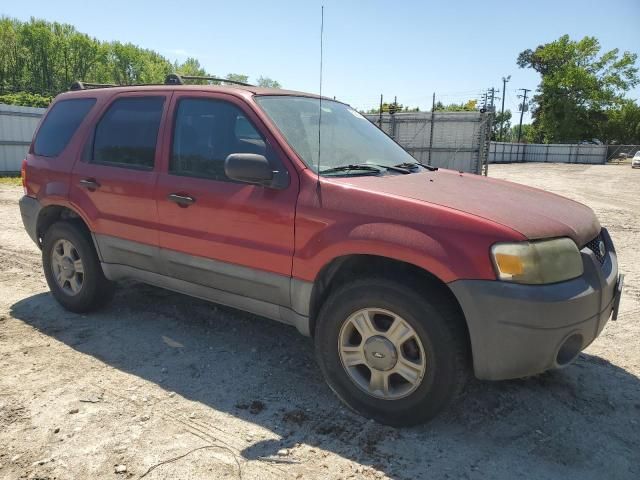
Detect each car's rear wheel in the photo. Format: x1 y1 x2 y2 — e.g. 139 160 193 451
314 278 468 426
42 221 114 312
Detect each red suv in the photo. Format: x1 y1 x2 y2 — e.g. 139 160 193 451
19 76 623 426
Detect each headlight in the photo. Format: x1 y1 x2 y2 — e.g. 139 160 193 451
491 238 583 284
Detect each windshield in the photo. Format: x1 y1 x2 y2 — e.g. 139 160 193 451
255 96 416 174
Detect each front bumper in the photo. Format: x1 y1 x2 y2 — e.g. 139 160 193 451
449 228 621 380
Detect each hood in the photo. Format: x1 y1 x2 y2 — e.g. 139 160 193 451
336 169 600 246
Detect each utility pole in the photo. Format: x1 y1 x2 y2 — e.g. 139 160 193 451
428 92 436 166
378 94 383 128
516 88 531 144
499 75 511 141
390 95 398 139
488 87 496 110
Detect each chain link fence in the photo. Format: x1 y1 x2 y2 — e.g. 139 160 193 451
364 111 493 175
606 145 639 163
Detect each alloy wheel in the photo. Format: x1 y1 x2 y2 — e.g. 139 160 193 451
50 238 84 295
338 308 427 400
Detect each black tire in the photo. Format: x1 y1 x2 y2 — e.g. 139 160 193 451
314 278 469 427
42 221 114 313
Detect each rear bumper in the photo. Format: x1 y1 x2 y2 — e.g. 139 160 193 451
19 195 42 246
449 228 620 380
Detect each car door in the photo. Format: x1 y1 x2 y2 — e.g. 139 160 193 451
154 91 298 307
70 91 171 273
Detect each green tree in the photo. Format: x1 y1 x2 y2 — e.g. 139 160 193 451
175 57 206 77
0 16 281 106
517 35 639 143
225 73 249 84
20 18 59 93
433 99 477 112
65 30 103 86
108 42 172 85
173 57 222 84
366 102 419 114
492 109 512 141
506 124 535 143
0 18 25 92
256 76 281 88
604 100 640 144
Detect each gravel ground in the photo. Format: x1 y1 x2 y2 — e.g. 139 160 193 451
0 163 639 480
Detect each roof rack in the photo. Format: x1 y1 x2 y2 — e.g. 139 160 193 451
68 74 254 92
70 81 118 91
164 73 254 87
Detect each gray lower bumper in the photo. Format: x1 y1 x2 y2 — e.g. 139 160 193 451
449 229 620 380
19 195 41 246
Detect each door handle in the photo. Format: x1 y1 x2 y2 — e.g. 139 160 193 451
79 178 100 190
167 193 196 207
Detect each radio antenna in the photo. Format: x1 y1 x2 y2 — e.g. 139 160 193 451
316 5 324 187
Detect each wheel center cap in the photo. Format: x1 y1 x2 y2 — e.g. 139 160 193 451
363 336 397 371
61 257 75 278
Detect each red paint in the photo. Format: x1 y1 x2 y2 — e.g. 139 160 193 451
153 90 298 276
23 85 602 286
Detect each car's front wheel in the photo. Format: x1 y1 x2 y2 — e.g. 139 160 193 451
314 278 469 426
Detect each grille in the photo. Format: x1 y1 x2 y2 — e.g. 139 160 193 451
585 232 606 264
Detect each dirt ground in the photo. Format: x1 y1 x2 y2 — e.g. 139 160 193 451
1 163 639 480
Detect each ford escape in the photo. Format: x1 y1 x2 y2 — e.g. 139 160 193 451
19 75 623 426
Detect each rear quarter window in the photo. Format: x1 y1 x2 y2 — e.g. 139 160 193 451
33 98 96 157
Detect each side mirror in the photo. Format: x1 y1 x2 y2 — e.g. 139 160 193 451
225 153 274 186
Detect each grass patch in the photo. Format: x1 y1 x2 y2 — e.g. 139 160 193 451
0 176 22 187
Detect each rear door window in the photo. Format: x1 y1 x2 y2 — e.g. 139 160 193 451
91 97 165 169
33 98 96 157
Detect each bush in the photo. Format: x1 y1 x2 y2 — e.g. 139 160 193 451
0 92 52 108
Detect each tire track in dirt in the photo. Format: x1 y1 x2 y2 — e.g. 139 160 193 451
0 245 41 270
90 381 298 479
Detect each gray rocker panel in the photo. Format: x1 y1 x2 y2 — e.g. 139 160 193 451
101 263 311 336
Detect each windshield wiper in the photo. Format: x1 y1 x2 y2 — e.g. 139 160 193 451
394 161 439 172
366 163 411 174
319 164 383 175
321 163 412 176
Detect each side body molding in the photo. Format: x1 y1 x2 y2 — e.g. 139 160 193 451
95 234 312 336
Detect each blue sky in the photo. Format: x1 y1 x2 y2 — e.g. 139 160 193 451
4 0 639 122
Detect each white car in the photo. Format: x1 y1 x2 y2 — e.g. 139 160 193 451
633 152 640 168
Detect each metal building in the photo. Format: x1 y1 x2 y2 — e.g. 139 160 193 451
0 104 45 173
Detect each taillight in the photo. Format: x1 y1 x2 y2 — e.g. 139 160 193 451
21 159 27 195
